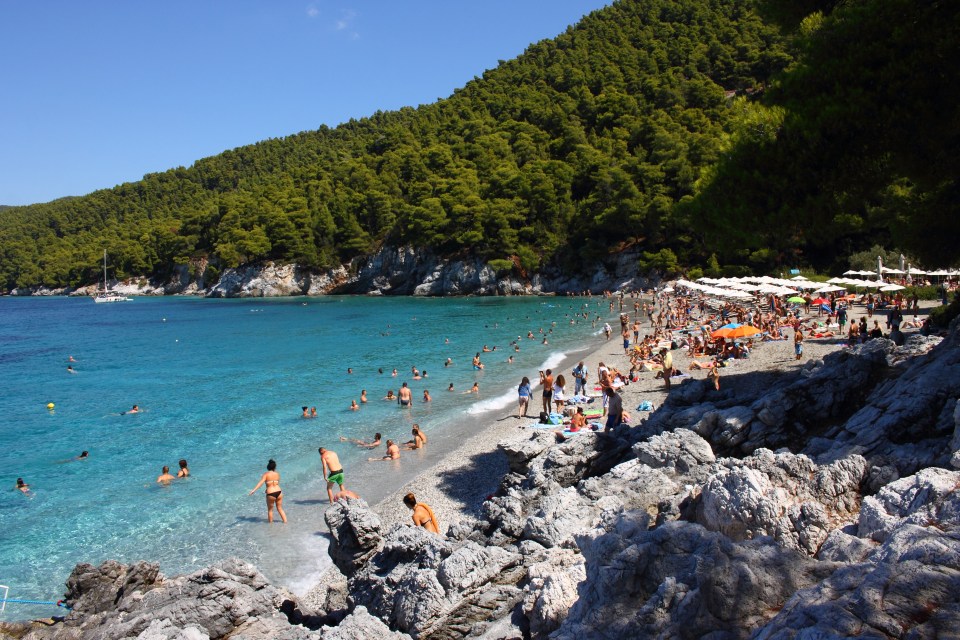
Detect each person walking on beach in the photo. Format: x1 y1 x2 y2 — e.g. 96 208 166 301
248 459 287 523
517 376 532 418
794 328 804 360
539 369 554 415
403 493 440 534
572 361 588 397
318 447 345 504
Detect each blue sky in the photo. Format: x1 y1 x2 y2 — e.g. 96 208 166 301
0 1 612 206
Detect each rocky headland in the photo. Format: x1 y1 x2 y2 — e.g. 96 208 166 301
5 316 960 639
8 247 649 298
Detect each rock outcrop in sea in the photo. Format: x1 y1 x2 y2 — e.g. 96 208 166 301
10 246 649 297
5 322 960 639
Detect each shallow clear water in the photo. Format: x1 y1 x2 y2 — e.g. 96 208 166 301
0 295 606 618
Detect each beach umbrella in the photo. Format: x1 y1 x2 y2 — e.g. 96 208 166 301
810 297 830 305
880 284 905 292
787 296 805 303
815 285 847 293
726 325 761 339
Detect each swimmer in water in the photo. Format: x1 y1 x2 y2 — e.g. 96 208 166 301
340 433 382 449
311 407 318 418
445 358 453 367
384 390 396 400
448 383 454 391
360 390 368 403
302 406 310 418
67 365 76 374
16 478 31 495
463 382 479 394
403 425 427 450
123 404 140 415
156 466 175 484
392 368 398 377
350 400 359 411
423 389 432 402
369 440 400 461
177 459 190 478
248 459 287 523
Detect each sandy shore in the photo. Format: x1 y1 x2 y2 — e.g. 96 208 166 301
309 296 936 595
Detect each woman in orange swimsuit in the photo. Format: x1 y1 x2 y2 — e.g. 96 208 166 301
248 459 287 523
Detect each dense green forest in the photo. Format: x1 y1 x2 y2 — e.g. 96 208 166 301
0 0 955 291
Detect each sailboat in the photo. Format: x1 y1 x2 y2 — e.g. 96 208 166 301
93 250 131 303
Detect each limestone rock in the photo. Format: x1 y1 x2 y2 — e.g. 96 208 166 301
323 499 384 576
754 524 960 639
857 467 960 543
634 428 716 473
320 606 410 640
553 517 836 640
696 451 867 554
520 547 585 637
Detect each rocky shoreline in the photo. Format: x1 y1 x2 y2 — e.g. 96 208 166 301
5 313 960 639
8 247 650 298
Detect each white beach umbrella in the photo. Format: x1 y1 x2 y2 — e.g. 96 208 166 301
880 284 905 292
842 270 859 275
790 275 809 281
815 285 847 293
826 277 846 284
883 267 904 274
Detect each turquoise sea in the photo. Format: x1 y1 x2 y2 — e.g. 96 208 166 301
0 295 606 619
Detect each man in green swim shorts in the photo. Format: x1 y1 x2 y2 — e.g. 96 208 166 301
318 447 345 504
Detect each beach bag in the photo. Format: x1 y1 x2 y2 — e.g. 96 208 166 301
548 413 564 425
637 400 654 412
539 411 550 424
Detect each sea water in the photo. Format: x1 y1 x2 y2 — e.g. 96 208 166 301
0 295 610 619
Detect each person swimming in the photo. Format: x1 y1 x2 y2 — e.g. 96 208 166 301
123 404 140 415
156 466 175 484
16 478 30 494
340 433 382 449
177 459 190 478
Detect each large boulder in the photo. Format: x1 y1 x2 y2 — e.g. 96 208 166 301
348 525 521 638
324 499 384 575
553 516 836 640
696 450 867 555
754 468 960 639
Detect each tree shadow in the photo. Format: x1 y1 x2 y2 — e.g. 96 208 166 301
433 448 510 517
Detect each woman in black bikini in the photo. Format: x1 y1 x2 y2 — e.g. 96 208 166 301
248 459 287 523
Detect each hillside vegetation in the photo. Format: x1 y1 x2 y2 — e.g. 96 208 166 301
0 0 954 291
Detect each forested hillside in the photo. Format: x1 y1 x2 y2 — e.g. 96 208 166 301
1 0 954 292
0 0 791 290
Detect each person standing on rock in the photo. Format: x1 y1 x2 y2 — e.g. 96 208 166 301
247 459 287 524
403 493 440 534
318 447 345 504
